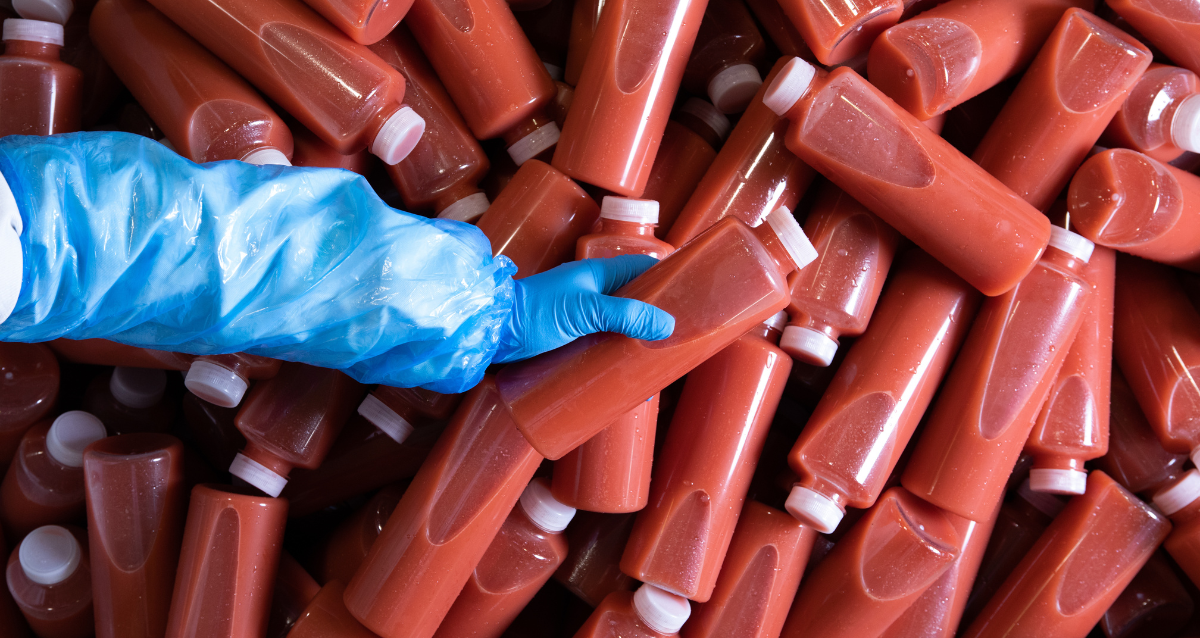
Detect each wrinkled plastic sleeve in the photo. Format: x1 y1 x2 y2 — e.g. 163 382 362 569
0 132 516 393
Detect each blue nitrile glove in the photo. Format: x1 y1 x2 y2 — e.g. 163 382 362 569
0 132 672 393
495 255 676 364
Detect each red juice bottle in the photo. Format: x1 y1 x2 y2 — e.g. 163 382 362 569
0 343 58 478
1094 369 1189 497
433 478 575 638
144 0 424 164
357 384 461 445
785 250 979 533
371 28 492 222
562 0 600 86
642 99 727 239
287 581 377 638
1100 551 1194 638
573 584 691 638
743 0 814 61
313 483 403 586
164 484 287 638
0 522 28 638
682 0 767 114
90 0 295 166
1159 471 1200 592
179 393 244 478
47 339 193 370
1106 0 1200 79
267 552 320 638
763 56 1052 296
83 434 185 638
496 206 817 461
777 0 902 65
902 228 1095 521
298 0 413 46
229 363 365 497
343 377 544 638
82 367 174 436
0 19 80 136
0 412 107 543
184 353 281 409
779 182 900 366
1103 63 1200 162
553 511 638 607
6 525 93 638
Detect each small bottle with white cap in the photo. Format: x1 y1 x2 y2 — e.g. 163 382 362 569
682 0 766 114
433 478 576 637
0 18 81 137
575 583 691 637
184 353 282 409
1104 64 1200 163
0 412 107 539
645 99 729 238
576 197 675 261
82 367 174 435
6 525 93 635
1155 469 1200 586
357 385 462 445
674 98 732 150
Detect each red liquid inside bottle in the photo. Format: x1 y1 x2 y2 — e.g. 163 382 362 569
6 525 93 638
0 19 80 136
82 367 175 436
0 343 58 478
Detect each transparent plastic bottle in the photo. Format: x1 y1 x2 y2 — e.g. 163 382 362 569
313 483 403 586
82 367 174 435
681 0 766 114
1106 0 1200 78
0 343 58 478
573 584 691 638
1099 552 1193 638
298 0 413 45
553 511 638 607
184 353 282 409
356 384 462 445
0 19 80 136
641 100 727 240
776 0 902 65
1094 369 1189 498
1103 63 1200 162
5 525 93 638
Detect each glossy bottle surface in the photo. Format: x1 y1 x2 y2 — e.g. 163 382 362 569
1095 369 1188 496
1106 0 1200 77
299 0 413 45
6 526 93 638
778 0 902 65
563 0 601 86
314 484 402 586
572 590 683 638
681 0 766 114
621 325 792 602
287 580 376 638
0 22 81 137
1100 551 1194 638
1104 64 1200 162
84 434 185 638
553 511 638 607
90 0 294 165
642 119 718 240
0 343 58 478
963 471 1170 638
972 9 1151 212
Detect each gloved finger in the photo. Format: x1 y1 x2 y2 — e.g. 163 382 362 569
584 255 660 295
587 295 675 341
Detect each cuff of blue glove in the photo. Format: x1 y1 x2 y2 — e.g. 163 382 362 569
0 168 22 325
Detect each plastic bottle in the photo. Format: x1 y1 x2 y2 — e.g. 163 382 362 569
371 29 491 222
964 471 1170 638
313 484 403 586
496 207 816 461
620 314 792 602
682 0 766 114
779 183 900 366
1024 245 1115 494
403 0 558 166
184 353 282 410
297 0 412 45
553 512 638 607
475 160 600 279
1106 0 1200 78
0 343 58 477
1103 64 1200 162
5 525 92 638
90 0 294 166
867 0 1091 121
0 519 29 638
47 339 194 370
0 19 79 136
742 0 813 61
666 59 816 248
573 584 690 638
779 487 961 638
433 478 575 638
287 581 377 638
83 433 185 638
1113 256 1200 464
551 197 673 513
641 100 727 240
81 367 174 436
344 377 543 638
357 385 461 445
0 412 107 543
785 250 980 533
681 501 815 638
228 363 365 498
1095 369 1189 497
551 0 707 196
562 0 600 87
144 0 424 165
777 0 902 65
971 9 1152 212
902 227 1094 521
1100 551 1194 638
264 552 319 638
763 57 1050 296
164 484 287 638
1068 149 1200 271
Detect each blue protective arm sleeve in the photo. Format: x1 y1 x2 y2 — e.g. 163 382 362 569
0 132 516 394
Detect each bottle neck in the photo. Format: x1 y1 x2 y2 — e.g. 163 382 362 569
753 221 800 275
599 218 657 237
1039 245 1087 275
4 40 60 59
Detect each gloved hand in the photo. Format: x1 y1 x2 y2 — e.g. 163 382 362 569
494 255 676 363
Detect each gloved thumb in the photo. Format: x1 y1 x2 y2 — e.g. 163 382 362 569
586 295 675 341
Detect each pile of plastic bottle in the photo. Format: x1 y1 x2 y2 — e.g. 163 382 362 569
3 0 1200 636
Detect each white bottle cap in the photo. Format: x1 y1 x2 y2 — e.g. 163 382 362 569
543 62 563 81
12 0 72 26
19 526 80 586
1028 468 1088 495
680 97 731 142
518 478 576 533
241 148 292 166
1172 94 1200 153
0 167 21 325
1154 469 1200 516
358 393 414 444
507 122 561 166
437 192 491 223
158 137 178 152
785 484 844 533
185 360 250 408
764 206 818 270
600 196 660 224
110 367 167 409
229 452 288 498
1046 226 1094 263
764 310 788 333
372 106 426 165
1017 478 1066 517
2 18 63 46
46 411 106 468
708 63 763 114
633 583 690 634
780 325 838 366
763 57 817 116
